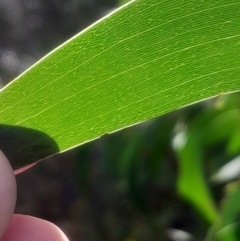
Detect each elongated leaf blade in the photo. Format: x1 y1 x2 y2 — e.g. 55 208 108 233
1 0 240 168
174 127 218 223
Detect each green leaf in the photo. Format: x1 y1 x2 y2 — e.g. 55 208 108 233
1 0 240 169
214 182 240 241
173 126 218 224
119 0 132 5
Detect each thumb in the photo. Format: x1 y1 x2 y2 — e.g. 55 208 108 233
0 151 17 239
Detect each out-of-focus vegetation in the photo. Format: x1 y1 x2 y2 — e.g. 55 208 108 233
73 92 240 241
1 0 240 241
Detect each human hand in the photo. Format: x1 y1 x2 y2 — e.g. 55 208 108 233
0 151 69 241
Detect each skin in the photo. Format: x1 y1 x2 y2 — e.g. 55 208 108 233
0 151 69 241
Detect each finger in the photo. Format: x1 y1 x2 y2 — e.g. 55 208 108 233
0 151 17 239
1 214 69 241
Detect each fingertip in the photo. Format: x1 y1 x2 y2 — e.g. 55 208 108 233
2 215 69 241
0 150 17 239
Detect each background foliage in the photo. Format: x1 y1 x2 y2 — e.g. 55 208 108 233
1 1 240 241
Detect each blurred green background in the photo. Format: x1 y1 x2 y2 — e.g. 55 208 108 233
1 1 240 240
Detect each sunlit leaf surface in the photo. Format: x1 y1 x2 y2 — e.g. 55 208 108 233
1 0 240 168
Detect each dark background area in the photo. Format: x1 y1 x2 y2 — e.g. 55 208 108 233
0 0 117 85
1 1 240 241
